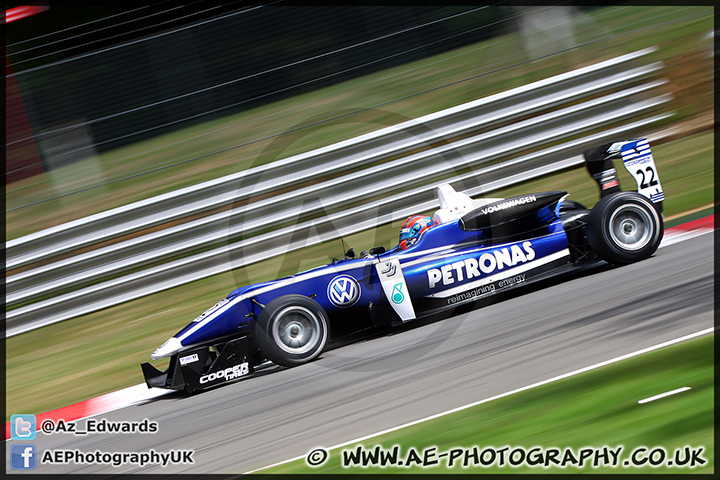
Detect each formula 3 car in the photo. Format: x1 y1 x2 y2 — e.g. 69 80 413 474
142 138 664 392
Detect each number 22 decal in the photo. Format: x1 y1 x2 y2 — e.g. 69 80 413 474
635 166 659 189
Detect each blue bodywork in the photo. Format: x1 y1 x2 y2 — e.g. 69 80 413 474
158 191 572 356
143 138 665 392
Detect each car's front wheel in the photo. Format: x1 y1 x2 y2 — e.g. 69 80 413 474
586 191 663 265
255 295 329 367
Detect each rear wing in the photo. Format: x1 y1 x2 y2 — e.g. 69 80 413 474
584 138 664 212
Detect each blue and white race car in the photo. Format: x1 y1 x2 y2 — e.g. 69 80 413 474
142 139 665 392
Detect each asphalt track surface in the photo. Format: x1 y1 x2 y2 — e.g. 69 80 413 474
10 233 713 475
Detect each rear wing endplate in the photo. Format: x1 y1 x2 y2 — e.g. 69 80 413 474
584 138 664 212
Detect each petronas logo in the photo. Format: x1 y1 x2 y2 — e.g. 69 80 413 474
391 283 404 304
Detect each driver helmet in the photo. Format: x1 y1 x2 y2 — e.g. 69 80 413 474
399 215 434 249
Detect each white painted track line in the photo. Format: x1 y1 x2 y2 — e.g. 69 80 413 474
244 327 714 473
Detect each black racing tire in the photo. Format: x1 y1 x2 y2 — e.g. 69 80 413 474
586 191 663 265
255 295 329 367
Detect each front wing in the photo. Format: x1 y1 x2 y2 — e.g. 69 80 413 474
141 336 255 393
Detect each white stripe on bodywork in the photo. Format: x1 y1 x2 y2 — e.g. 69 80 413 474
426 249 570 298
177 244 479 344
176 236 568 346
176 259 377 344
394 244 456 261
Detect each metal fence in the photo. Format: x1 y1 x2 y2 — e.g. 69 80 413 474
6 6 508 183
6 47 673 336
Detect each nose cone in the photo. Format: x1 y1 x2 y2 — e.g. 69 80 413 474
151 337 183 360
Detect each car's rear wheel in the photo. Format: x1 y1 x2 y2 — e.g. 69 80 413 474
586 191 663 265
255 295 329 367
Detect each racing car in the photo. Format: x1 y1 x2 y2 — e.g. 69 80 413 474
142 138 665 392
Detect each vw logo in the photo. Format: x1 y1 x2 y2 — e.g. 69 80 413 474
327 275 361 307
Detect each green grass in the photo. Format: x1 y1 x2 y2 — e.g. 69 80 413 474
4 129 713 420
260 334 713 474
5 6 713 239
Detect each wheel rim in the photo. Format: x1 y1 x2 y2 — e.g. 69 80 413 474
272 306 323 355
608 204 654 251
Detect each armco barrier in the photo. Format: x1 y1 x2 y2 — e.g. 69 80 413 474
6 48 673 336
